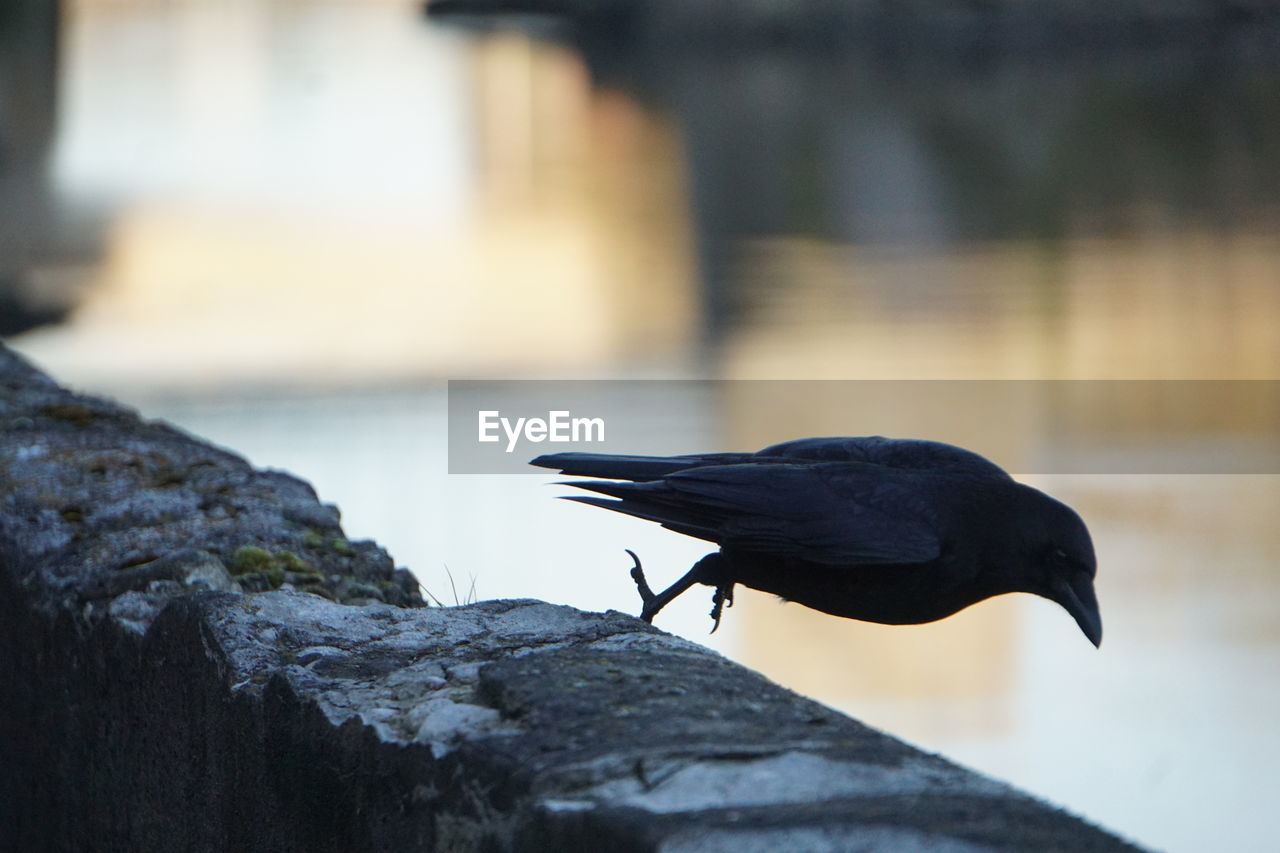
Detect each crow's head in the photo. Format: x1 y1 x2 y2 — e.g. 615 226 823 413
1016 486 1102 648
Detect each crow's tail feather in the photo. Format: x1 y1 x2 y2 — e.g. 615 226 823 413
560 495 719 543
530 451 749 482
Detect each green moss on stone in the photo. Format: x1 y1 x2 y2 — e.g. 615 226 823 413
229 547 315 592
228 546 275 576
276 551 312 572
38 403 97 427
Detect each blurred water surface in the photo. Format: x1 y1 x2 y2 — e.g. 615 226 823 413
3 1 1279 850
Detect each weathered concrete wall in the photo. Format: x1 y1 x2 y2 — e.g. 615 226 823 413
0 342 1143 852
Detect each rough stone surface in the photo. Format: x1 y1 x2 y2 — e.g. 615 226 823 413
0 344 422 617
0 342 1145 852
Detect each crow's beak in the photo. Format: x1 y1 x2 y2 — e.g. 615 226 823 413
1051 573 1103 648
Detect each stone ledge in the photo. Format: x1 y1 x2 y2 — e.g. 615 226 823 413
0 342 1143 852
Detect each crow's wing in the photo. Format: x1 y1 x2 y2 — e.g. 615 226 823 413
564 461 942 565
534 438 1010 483
757 436 1012 481
531 451 753 482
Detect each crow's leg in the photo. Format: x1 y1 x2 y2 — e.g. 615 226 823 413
626 551 730 626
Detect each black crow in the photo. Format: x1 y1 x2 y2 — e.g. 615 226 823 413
531 436 1102 646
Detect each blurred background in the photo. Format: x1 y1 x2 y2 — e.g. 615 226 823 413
3 0 1279 849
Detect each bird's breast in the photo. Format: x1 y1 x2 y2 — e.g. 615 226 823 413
721 550 994 626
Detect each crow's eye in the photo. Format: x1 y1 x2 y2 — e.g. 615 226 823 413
1049 547 1091 577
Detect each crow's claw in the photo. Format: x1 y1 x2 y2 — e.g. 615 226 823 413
626 549 653 599
626 549 659 622
625 551 715 626
709 583 735 634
